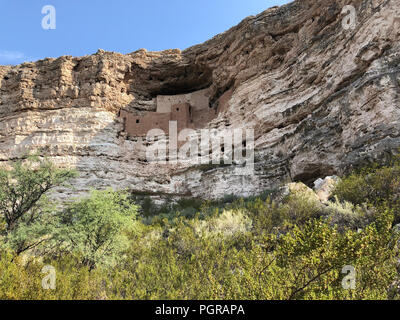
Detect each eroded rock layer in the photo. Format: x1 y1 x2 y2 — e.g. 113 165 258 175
1 0 400 200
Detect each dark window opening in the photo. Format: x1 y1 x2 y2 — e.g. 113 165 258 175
176 108 180 112
189 106 193 123
136 119 140 124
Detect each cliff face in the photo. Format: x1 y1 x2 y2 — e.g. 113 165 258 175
1 0 400 200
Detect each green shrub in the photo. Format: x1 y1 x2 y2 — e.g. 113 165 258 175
323 198 377 232
333 158 400 221
0 156 77 255
1 157 400 300
53 189 138 270
268 209 399 300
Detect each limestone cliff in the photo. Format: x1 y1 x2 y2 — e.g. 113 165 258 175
1 0 399 200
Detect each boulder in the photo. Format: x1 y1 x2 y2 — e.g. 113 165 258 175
313 176 340 202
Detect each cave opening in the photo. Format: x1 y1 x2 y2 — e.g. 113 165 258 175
130 63 214 99
293 165 336 187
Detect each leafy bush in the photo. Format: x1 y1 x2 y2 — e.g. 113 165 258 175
333 157 400 221
0 156 77 254
1 157 400 300
323 198 377 232
269 209 399 300
137 196 204 222
194 209 252 239
53 189 138 270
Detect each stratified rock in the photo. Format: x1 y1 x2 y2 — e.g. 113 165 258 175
0 0 400 200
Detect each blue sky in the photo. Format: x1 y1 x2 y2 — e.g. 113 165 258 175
0 0 290 65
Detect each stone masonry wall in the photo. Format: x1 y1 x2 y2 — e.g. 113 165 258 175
121 87 218 137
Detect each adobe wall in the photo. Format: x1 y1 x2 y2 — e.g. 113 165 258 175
120 110 170 137
120 87 221 137
171 103 191 133
121 103 192 137
156 88 211 113
188 88 211 112
189 88 217 128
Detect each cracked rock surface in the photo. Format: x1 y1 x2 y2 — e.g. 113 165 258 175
0 0 399 200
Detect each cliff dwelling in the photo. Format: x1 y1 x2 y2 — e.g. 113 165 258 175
120 88 219 137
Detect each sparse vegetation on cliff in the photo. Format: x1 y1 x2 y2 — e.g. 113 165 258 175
0 157 400 300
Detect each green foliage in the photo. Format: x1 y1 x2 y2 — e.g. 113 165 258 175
140 197 157 218
1 157 400 300
54 189 138 270
324 197 377 232
0 156 77 254
269 209 398 299
333 156 400 221
137 196 205 222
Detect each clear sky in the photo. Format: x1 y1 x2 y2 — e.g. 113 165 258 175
0 0 290 65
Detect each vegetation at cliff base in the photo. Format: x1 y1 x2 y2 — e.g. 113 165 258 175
0 156 400 300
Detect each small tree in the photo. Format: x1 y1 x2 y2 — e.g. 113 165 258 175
0 156 77 254
56 189 138 271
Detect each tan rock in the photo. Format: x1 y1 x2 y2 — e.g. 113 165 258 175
1 0 400 200
313 176 340 202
